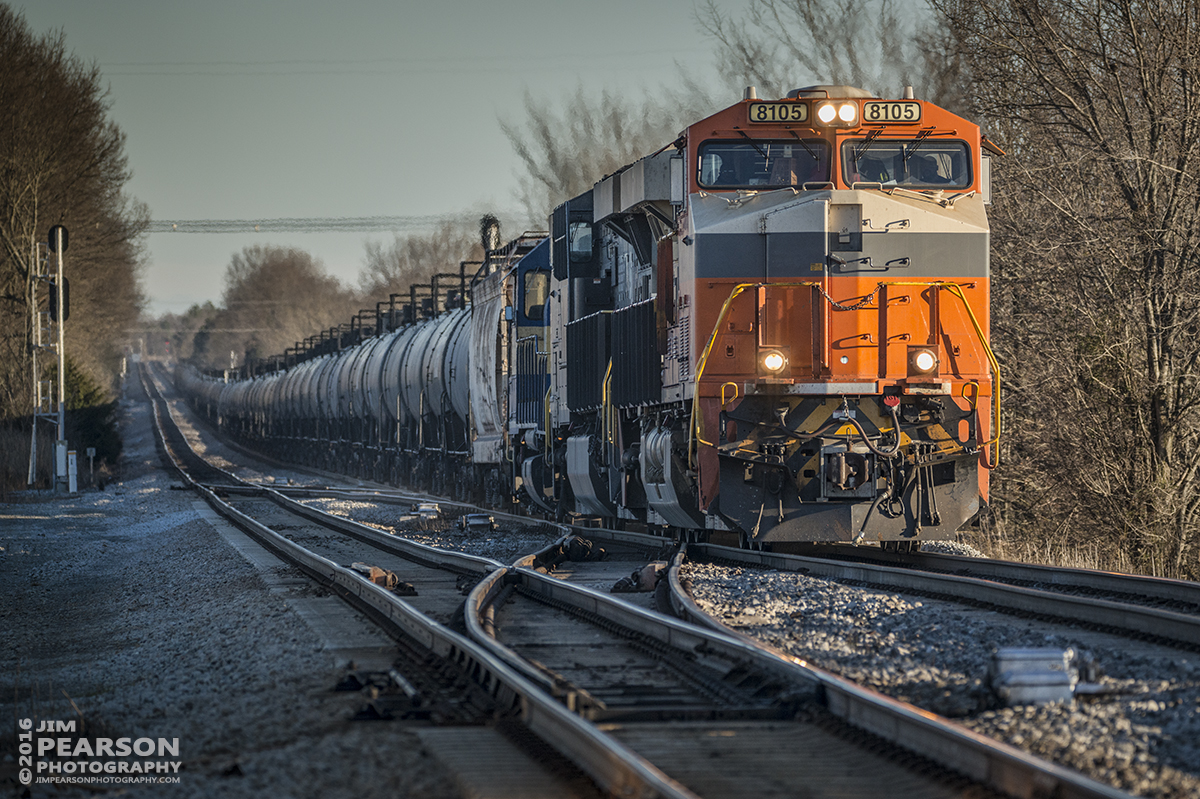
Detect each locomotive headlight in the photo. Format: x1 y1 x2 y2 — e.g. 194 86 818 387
815 101 858 127
761 350 787 372
908 347 939 375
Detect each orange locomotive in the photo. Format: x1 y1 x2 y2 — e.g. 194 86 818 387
537 85 999 548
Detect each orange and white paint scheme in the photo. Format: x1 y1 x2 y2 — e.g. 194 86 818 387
547 85 998 547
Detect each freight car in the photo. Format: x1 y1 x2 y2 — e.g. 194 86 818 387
178 84 1000 550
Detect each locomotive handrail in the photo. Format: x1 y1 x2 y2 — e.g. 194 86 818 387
689 280 818 466
688 279 1001 469
890 280 1001 468
602 360 614 445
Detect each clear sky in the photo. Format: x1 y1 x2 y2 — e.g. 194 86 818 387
18 1 734 317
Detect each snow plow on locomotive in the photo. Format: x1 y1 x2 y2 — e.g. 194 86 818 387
178 84 999 550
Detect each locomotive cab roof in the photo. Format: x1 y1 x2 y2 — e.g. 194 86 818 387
786 85 877 100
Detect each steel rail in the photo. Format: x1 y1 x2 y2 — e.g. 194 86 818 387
260 459 1200 618
690 542 1200 647
464 536 644 714
263 487 506 575
152 361 674 557
153 362 1130 798
142 364 697 799
154 363 666 575
264 484 672 553
198 487 696 799
142 366 248 489
886 548 1200 608
662 549 1132 799
792 543 1200 608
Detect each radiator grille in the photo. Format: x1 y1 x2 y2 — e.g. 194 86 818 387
514 335 547 427
611 300 661 407
566 311 609 411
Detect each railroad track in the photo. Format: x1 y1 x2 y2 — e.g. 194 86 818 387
669 545 1200 795
144 364 681 795
782 543 1200 623
680 543 1200 650
149 363 1133 798
467 543 1135 798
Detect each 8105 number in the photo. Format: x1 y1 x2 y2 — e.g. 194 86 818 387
863 102 921 123
747 102 808 123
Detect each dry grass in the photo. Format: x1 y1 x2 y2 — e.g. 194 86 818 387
967 522 1190 581
0 424 57 500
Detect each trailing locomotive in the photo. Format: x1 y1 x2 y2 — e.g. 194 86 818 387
178 84 999 550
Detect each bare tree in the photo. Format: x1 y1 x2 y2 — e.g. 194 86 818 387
938 0 1200 577
502 1 965 224
192 246 358 370
0 5 147 419
697 0 967 110
358 220 483 299
501 83 718 223
141 302 220 362
699 0 928 98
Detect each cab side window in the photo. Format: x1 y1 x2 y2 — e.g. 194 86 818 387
568 222 592 262
522 271 549 322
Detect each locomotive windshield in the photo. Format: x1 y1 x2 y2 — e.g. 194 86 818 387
843 139 971 190
698 139 831 189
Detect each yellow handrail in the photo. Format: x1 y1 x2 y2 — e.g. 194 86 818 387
689 282 820 465
720 382 740 406
687 280 1001 469
890 281 1001 468
602 360 614 445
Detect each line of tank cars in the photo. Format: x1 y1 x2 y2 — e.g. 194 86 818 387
178 84 1002 550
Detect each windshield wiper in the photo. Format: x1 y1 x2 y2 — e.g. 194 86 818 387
786 131 821 162
853 129 883 165
901 128 934 165
735 129 770 160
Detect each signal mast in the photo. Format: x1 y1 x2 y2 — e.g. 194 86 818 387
29 225 74 493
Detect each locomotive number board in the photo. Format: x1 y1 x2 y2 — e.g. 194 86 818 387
747 102 809 124
863 101 922 123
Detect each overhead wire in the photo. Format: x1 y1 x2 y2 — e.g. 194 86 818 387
147 215 452 234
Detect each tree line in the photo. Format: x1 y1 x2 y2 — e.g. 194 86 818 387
149 218 486 372
0 5 145 493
